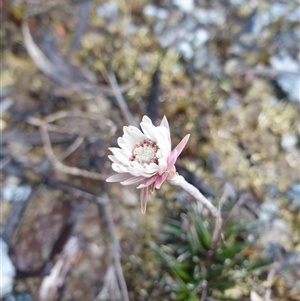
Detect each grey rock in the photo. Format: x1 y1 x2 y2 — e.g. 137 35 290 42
193 28 210 47
265 183 278 199
154 12 198 49
183 18 198 32
270 52 300 103
0 239 15 298
259 218 291 246
155 24 185 48
194 48 221 76
262 242 287 261
281 133 298 151
96 2 119 20
2 184 32 203
0 97 14 118
4 293 33 301
143 4 169 19
257 202 278 224
286 183 300 209
227 0 244 6
276 73 300 103
252 3 289 34
173 0 194 13
269 2 287 18
270 52 299 73
223 181 238 202
281 252 300 292
287 6 300 22
272 30 297 52
294 27 300 50
221 95 240 110
261 246 299 298
193 8 226 25
176 41 194 59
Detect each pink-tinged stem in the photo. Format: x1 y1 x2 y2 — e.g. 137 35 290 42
167 174 217 215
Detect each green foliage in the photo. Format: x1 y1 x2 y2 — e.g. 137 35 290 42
151 209 270 300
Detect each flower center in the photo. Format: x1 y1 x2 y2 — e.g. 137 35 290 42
131 139 159 165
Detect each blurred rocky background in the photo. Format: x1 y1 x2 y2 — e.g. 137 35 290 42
0 0 299 300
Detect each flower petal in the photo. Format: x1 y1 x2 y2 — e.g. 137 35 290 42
109 147 129 160
127 126 147 142
140 187 149 214
157 158 168 175
154 173 168 189
142 115 153 124
167 149 178 170
137 175 158 189
160 115 169 129
171 134 190 158
140 122 156 140
160 116 170 141
108 155 121 163
121 176 144 186
106 173 132 182
123 133 137 146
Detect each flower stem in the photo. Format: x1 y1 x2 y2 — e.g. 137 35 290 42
167 173 221 246
167 174 218 215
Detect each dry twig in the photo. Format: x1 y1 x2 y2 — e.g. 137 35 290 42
46 180 108 205
94 265 117 301
22 21 133 95
39 237 81 301
26 114 108 180
106 72 137 127
264 263 280 301
57 136 85 161
39 123 106 180
99 195 130 301
211 183 236 246
224 192 255 226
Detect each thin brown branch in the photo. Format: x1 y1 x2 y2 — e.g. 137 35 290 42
39 123 106 181
106 72 137 127
27 117 101 138
99 194 130 301
211 213 222 247
244 64 299 79
0 157 11 170
58 136 85 161
46 179 108 205
28 111 116 130
224 192 254 226
22 20 134 96
43 110 106 123
39 237 80 301
94 265 117 301
200 280 208 301
27 113 117 138
265 263 280 301
211 183 235 246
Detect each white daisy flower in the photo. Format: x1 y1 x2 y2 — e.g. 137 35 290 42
107 115 190 214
